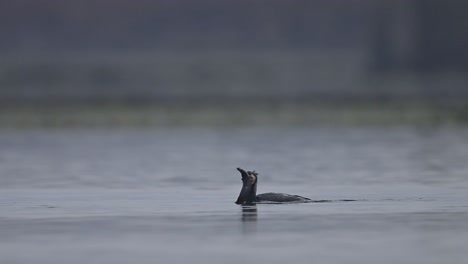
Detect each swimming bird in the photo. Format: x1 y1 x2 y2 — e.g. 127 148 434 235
235 167 311 204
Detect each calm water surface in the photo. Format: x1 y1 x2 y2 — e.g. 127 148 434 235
1 127 467 264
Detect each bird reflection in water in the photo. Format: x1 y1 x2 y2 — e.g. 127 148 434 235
241 205 257 234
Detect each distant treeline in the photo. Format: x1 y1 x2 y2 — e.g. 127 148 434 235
1 0 468 104
1 0 467 71
0 0 373 50
0 0 372 51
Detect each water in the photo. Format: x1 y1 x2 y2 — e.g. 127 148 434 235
1 127 468 264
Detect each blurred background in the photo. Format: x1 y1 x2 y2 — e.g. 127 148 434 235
2 2 468 264
1 0 468 127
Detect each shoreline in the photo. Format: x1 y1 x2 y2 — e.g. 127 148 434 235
1 102 467 128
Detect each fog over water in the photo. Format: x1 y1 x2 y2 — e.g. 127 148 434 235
2 1 467 263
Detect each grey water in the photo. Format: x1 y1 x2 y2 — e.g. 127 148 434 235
1 127 468 264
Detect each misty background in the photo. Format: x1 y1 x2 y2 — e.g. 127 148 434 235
2 2 468 264
1 0 467 123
